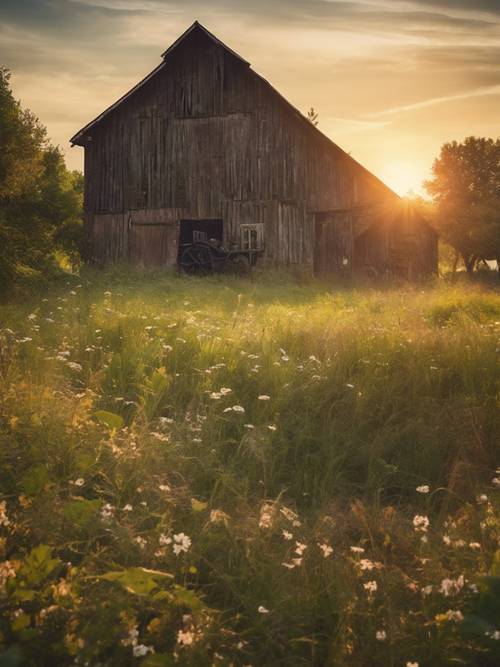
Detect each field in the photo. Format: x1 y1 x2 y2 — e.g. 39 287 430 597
0 269 499 666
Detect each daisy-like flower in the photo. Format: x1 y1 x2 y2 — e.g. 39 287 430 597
359 559 375 571
133 644 154 657
267 424 277 431
363 580 378 596
439 575 464 597
416 485 430 494
258 395 271 401
123 504 133 512
232 405 245 413
177 629 195 646
444 609 464 623
350 546 365 554
375 630 387 641
413 515 430 532
0 502 11 528
295 542 307 556
219 387 232 395
282 530 293 540
159 533 172 546
258 605 270 614
173 532 191 555
318 543 333 558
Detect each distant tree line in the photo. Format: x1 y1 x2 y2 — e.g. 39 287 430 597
0 68 83 297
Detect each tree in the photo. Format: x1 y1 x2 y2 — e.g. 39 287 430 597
307 107 319 126
0 68 83 295
425 137 500 273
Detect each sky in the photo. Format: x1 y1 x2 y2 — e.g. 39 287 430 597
2 0 500 195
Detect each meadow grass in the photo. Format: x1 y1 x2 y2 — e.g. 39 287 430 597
0 268 499 666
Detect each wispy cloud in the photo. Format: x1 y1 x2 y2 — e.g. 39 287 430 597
369 83 500 117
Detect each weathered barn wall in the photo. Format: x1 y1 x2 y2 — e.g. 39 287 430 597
76 24 437 276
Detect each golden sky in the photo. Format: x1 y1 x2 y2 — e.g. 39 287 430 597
2 0 500 195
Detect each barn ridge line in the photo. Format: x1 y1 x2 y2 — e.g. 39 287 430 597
70 20 397 200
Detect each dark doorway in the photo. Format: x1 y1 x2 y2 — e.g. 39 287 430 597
179 219 223 246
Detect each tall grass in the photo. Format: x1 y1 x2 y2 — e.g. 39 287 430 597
0 268 499 666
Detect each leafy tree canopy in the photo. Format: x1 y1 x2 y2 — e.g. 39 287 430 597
425 136 500 273
0 68 83 296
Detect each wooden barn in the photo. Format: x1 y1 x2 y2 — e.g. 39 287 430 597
71 21 437 278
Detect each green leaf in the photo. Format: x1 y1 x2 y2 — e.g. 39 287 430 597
20 464 48 495
142 656 175 667
190 498 208 512
11 614 30 632
172 585 205 612
94 410 124 430
63 499 101 527
19 545 60 586
100 567 173 595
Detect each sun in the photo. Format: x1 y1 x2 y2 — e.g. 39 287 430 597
379 161 425 197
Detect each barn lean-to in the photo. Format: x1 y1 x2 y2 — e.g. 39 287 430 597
70 21 437 278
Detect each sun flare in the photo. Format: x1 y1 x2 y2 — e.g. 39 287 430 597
379 161 425 197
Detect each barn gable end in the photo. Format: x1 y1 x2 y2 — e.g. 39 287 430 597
71 21 437 277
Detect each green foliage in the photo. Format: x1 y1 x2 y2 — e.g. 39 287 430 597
425 136 500 272
0 272 499 665
0 69 83 297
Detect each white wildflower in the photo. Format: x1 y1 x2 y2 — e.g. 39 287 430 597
259 503 275 529
375 630 387 641
133 644 154 657
350 546 365 554
220 387 232 395
0 501 11 527
282 530 293 541
363 580 378 596
359 559 375 571
439 575 465 597
257 606 269 614
258 395 271 401
416 485 430 494
413 515 430 532
319 543 333 558
135 536 147 549
123 504 133 512
159 533 172 546
295 542 307 556
172 532 191 555
445 609 464 623
232 405 245 413
469 542 481 550
177 629 195 646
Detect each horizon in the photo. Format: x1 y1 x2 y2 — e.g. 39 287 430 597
2 1 500 195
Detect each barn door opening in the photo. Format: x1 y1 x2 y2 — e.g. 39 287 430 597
178 219 223 246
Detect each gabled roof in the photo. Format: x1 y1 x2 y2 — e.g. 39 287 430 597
69 21 397 199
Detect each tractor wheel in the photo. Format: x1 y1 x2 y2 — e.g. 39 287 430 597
179 244 214 275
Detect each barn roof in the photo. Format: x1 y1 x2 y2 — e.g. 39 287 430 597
70 21 397 198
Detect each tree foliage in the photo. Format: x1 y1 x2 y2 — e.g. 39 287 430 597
425 137 500 273
0 68 83 296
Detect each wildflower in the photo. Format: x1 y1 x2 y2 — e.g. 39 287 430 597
477 494 488 504
210 509 230 525
123 504 133 512
0 501 11 527
350 546 365 554
220 387 232 395
71 478 85 487
133 644 154 657
375 630 387 641
67 362 83 372
0 561 16 591
406 663 419 667
421 585 433 596
485 630 500 640
359 559 375 571
346 383 354 388
363 580 378 596
159 484 171 492
173 533 191 555
439 575 465 597
413 515 430 532
492 477 500 487
282 530 293 540
319 543 333 558
244 423 255 429
210 392 222 400
267 424 277 431
259 503 275 529
416 485 430 494
258 395 271 401
295 542 307 556
27 313 37 320
469 542 481 550
232 405 245 413
177 629 195 646
135 536 147 549
257 606 269 614
443 535 451 545
445 609 464 623
100 503 115 521
159 533 172 546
